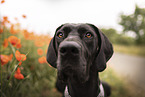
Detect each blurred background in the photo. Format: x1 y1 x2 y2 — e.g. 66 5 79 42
0 0 145 97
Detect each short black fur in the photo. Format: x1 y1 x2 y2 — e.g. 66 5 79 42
47 23 113 97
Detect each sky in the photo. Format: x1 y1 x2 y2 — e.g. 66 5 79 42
0 0 145 36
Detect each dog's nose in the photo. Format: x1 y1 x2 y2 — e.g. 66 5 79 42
59 41 80 55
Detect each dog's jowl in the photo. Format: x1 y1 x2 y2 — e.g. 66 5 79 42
47 23 113 97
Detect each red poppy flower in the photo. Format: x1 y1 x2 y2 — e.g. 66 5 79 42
35 40 44 47
3 16 8 21
22 15 26 18
0 28 3 34
8 36 19 46
15 50 26 62
10 25 17 34
0 55 10 65
38 56 46 64
16 39 22 48
1 0 5 4
16 43 22 49
15 50 21 61
9 54 13 61
14 68 24 80
3 39 8 48
37 48 43 55
18 62 22 66
21 54 26 61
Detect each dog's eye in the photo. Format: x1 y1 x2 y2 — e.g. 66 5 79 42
57 32 64 38
85 32 92 38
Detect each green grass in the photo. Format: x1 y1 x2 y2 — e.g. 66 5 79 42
113 44 145 57
44 67 145 97
100 67 145 97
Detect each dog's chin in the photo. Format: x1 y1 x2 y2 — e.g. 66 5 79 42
57 67 73 82
57 58 89 83
73 72 89 84
57 68 89 84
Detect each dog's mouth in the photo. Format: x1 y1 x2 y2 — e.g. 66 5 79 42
57 64 89 84
63 66 73 75
57 66 73 82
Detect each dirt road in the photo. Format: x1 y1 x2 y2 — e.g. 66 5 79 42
108 52 145 90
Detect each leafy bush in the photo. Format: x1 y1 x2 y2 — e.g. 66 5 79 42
101 28 135 45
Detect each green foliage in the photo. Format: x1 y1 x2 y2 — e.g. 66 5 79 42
100 67 145 97
101 28 135 45
119 5 145 44
0 28 61 97
100 68 130 97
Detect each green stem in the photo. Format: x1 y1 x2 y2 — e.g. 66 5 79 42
9 43 16 58
12 74 31 97
9 58 16 71
4 65 19 91
0 64 2 97
4 51 29 91
0 90 6 97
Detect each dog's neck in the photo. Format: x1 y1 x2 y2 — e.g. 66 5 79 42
67 67 100 97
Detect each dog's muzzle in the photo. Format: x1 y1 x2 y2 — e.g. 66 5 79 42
57 39 88 83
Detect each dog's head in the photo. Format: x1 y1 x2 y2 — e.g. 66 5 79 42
47 23 113 83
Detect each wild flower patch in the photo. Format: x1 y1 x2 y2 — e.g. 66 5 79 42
0 2 59 97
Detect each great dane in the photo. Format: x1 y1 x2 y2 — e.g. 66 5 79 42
47 23 113 97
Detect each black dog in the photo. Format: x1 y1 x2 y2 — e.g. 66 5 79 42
47 23 113 97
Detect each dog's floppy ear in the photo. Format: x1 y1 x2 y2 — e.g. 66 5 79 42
88 24 113 72
46 25 64 68
46 38 57 68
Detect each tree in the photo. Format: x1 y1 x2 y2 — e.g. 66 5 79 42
102 28 135 45
119 5 145 44
101 28 118 43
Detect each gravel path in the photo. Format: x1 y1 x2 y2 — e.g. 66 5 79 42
108 52 145 90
